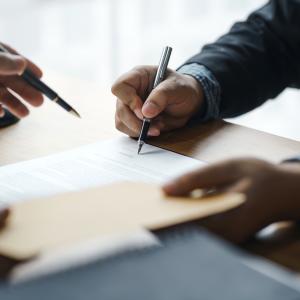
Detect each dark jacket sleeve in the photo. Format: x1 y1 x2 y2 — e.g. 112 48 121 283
184 0 300 118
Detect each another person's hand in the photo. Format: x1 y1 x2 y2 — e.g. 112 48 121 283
0 206 14 278
0 206 9 230
163 158 300 243
111 65 204 137
0 43 43 118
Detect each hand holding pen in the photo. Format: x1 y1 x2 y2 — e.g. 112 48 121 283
112 48 204 150
0 43 44 118
0 43 80 119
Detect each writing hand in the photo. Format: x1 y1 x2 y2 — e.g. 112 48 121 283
111 65 204 137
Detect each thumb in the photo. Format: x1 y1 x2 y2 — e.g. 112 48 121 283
0 53 26 76
142 81 173 118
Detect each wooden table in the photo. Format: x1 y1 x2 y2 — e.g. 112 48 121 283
1 72 300 272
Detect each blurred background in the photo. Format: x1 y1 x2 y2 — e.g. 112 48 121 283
0 0 299 141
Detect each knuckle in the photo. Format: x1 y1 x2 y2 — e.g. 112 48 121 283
131 65 146 73
111 82 120 96
128 130 139 138
130 124 140 136
173 75 186 87
115 116 123 131
128 101 137 112
118 99 136 118
111 82 121 96
131 65 155 80
116 101 126 120
156 86 169 98
0 54 18 70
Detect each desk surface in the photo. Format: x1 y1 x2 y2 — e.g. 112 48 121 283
1 73 300 272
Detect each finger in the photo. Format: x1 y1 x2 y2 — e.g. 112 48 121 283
116 100 160 137
142 79 175 119
162 160 242 196
0 105 4 117
1 76 44 107
115 115 140 138
150 115 188 133
111 69 146 119
2 43 42 78
0 53 26 76
116 100 143 134
223 178 251 194
0 86 29 118
22 58 43 78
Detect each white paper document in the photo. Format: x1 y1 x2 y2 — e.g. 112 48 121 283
0 137 204 203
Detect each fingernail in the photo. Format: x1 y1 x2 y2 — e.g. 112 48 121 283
162 182 176 195
142 102 158 117
148 128 160 136
12 56 26 74
134 109 143 120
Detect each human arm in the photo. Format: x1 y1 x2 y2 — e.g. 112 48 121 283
182 0 300 118
163 158 300 243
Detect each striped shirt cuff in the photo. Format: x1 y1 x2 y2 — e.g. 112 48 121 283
177 63 221 122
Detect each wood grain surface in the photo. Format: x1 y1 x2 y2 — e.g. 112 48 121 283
1 72 300 272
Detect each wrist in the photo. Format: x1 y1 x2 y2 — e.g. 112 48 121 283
177 63 221 122
183 74 204 116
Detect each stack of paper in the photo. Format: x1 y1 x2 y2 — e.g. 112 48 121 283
0 138 244 261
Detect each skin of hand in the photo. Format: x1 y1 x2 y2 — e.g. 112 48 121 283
0 43 43 118
0 207 9 230
111 65 204 137
162 158 300 244
0 207 16 278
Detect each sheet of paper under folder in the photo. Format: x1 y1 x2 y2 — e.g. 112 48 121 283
0 137 204 203
0 137 244 260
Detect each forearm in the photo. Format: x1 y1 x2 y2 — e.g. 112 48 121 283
180 0 300 119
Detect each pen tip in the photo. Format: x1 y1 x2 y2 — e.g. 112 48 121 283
70 109 81 118
137 144 142 155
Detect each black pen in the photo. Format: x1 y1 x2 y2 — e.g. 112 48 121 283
0 44 80 118
137 46 172 154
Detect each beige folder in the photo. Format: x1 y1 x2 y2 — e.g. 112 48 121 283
0 182 244 260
